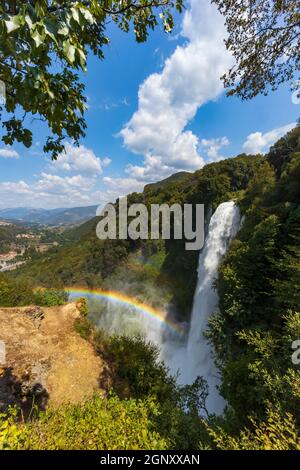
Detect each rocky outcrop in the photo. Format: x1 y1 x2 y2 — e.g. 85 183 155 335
0 303 106 413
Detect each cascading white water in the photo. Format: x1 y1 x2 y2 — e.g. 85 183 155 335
71 201 241 416
181 201 241 414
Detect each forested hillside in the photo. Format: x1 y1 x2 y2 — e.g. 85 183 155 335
13 151 265 316
7 126 300 322
0 224 24 254
208 123 300 430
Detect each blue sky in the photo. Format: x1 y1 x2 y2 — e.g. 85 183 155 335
0 0 299 209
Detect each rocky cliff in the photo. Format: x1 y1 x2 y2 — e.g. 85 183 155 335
0 302 108 414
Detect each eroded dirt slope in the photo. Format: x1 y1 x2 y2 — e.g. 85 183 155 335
0 302 106 411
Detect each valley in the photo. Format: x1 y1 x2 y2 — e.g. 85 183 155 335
0 221 66 272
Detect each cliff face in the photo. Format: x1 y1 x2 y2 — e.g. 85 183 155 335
0 303 107 413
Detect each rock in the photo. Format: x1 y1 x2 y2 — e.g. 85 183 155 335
0 303 106 411
24 306 44 325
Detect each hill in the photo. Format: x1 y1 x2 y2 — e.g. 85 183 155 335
0 205 98 226
12 125 300 318
14 151 265 315
144 171 191 192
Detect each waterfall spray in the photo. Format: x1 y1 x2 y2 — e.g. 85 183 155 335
159 201 241 415
182 201 241 414
70 201 241 416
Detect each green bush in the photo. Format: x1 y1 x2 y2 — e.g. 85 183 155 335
74 316 93 340
0 395 169 450
207 125 300 428
0 275 68 308
0 274 34 307
106 335 176 402
96 334 209 449
33 289 68 307
208 408 300 450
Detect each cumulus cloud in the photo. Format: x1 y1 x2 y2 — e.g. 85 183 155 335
103 176 145 194
0 173 100 209
50 142 104 174
243 122 296 154
200 136 230 162
102 157 112 167
120 0 233 181
0 147 19 159
35 172 95 193
0 170 145 210
0 141 116 209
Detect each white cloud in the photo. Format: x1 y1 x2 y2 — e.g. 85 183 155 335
102 157 112 167
200 136 230 162
0 147 19 159
35 172 95 193
103 176 145 195
0 181 31 194
120 0 233 181
243 122 296 154
0 173 101 209
0 171 144 210
50 142 103 174
0 141 117 209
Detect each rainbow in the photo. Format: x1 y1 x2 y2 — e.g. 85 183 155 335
67 287 185 336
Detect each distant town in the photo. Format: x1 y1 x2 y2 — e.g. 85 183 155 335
0 219 62 272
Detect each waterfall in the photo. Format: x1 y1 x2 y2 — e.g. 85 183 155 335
182 201 241 414
71 200 241 416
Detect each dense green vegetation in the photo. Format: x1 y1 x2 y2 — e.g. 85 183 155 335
0 274 67 307
0 222 65 256
0 223 30 254
0 395 169 450
206 124 300 433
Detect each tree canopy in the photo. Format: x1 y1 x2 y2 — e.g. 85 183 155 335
213 0 300 100
1 1 299 159
0 0 184 158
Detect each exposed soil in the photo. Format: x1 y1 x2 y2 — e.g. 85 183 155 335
0 302 107 413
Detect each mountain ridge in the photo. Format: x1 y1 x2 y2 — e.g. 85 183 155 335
0 205 98 226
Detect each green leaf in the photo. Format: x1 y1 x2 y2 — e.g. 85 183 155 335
25 14 33 29
31 28 45 47
79 8 95 25
71 7 80 25
44 20 58 44
5 15 22 34
78 48 87 70
57 24 69 36
63 41 76 64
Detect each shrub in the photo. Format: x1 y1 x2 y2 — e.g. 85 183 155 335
74 316 92 340
0 395 169 450
208 408 300 450
0 275 33 307
0 275 68 308
33 289 68 307
107 335 177 403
